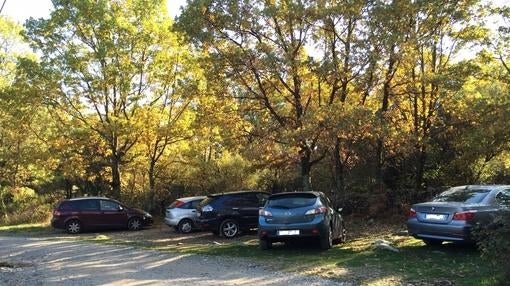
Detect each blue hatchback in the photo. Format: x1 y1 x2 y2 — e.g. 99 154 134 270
258 191 346 250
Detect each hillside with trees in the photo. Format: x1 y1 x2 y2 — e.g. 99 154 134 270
0 0 509 223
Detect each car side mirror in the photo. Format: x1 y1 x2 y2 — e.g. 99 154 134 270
118 205 124 211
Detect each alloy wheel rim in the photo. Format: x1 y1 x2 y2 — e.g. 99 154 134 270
223 222 237 237
181 222 192 233
68 222 80 233
130 219 141 230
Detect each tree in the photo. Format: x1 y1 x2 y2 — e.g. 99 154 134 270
25 0 181 199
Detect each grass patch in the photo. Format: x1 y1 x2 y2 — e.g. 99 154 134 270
0 223 53 235
1 221 497 285
84 233 496 286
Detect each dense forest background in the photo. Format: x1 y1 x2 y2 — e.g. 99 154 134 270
1 0 509 224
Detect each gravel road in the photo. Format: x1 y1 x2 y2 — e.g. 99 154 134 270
0 236 350 286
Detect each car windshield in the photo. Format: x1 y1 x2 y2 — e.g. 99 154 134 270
433 188 491 204
267 193 317 209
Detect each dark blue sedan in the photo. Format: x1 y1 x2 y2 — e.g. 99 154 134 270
407 185 510 246
258 192 346 250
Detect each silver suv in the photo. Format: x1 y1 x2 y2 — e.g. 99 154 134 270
165 196 206 233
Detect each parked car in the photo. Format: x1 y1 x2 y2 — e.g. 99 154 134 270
407 185 510 246
196 191 270 238
164 196 206 233
258 191 346 250
51 197 153 234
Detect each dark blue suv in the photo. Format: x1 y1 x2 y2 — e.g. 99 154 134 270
258 192 346 250
196 191 270 238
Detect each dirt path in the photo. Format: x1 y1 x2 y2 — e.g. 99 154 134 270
0 236 350 286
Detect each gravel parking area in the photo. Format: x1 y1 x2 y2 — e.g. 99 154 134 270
0 235 350 286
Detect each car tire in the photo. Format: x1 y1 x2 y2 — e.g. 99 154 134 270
220 219 239 239
320 227 333 250
128 217 142 231
66 219 81 234
178 219 194 234
423 239 443 246
259 238 272 250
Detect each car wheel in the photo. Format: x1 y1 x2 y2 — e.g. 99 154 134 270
66 219 81 234
178 219 194 234
259 238 272 250
128 217 142 231
423 239 443 246
220 219 239 239
320 227 333 250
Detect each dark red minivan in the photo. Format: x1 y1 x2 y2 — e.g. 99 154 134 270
51 197 153 234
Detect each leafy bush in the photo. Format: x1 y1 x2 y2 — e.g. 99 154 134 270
474 212 510 285
0 187 60 226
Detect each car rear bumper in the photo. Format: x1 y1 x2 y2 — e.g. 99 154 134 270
164 217 180 227
258 220 328 241
51 218 66 229
407 219 472 242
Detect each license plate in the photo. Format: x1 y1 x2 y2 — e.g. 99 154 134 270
425 213 446 220
278 230 300 236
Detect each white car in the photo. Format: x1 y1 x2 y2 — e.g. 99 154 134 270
165 196 206 233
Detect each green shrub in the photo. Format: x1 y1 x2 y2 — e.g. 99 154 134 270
474 212 510 285
0 187 59 226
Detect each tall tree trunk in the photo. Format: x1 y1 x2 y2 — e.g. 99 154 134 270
300 148 312 191
148 161 156 212
415 147 426 192
110 154 121 199
332 138 345 203
376 44 396 194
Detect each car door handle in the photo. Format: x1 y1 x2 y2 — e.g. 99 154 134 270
191 210 196 213
232 208 239 210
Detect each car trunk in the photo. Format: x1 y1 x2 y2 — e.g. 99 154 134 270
413 202 487 224
267 207 316 224
264 193 318 224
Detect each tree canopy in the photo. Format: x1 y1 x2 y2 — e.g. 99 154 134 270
0 0 509 215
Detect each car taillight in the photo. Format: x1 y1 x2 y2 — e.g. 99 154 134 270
174 200 185 208
408 208 417 218
452 211 476 221
259 209 272 217
305 206 327 215
53 210 61 216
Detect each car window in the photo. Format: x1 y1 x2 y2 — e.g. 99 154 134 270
433 188 491 204
76 199 100 211
224 195 257 207
191 199 202 208
496 190 510 208
242 193 259 206
100 200 120 211
180 202 192 209
58 201 72 211
267 193 317 209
